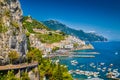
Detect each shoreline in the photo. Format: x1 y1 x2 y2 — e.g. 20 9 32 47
45 44 95 58
70 44 94 52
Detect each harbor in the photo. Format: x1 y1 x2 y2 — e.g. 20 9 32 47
67 60 120 80
44 51 99 58
59 42 120 80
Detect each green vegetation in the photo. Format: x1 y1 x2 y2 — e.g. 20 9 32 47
38 58 73 80
22 16 66 44
52 46 59 53
26 48 73 80
0 70 30 80
8 51 20 64
0 24 8 33
36 33 65 43
73 43 79 48
22 16 49 33
22 21 35 33
26 32 31 50
26 48 42 63
3 9 10 17
0 48 73 80
21 72 30 80
11 21 19 29
42 20 108 41
6 70 19 80
0 70 19 80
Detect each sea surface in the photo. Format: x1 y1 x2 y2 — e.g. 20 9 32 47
59 41 120 80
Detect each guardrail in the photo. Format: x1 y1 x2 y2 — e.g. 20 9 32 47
0 62 38 71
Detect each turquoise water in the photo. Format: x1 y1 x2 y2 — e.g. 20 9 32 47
59 41 120 80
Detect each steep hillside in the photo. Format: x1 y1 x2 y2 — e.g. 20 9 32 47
22 16 66 44
22 16 49 33
42 20 108 42
22 16 91 54
0 0 27 59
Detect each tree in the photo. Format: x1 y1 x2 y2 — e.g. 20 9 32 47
8 51 19 64
73 43 79 48
26 48 42 63
6 70 20 80
52 47 59 53
21 72 30 80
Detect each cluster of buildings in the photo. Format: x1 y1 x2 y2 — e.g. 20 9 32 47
29 32 86 55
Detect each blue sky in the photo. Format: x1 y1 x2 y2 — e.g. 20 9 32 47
20 0 120 41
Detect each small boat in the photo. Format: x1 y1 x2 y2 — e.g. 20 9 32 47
103 67 107 70
113 69 118 73
110 64 113 67
102 69 105 72
87 76 92 79
71 60 78 66
80 65 84 68
108 68 112 72
92 65 96 68
100 62 105 66
68 70 74 74
93 72 99 77
97 68 101 71
90 62 94 67
80 70 84 74
84 71 90 76
76 69 80 74
85 78 104 80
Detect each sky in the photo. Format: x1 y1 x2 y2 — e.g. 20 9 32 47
19 0 120 41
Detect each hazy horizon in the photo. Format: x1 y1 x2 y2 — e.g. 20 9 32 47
20 0 120 41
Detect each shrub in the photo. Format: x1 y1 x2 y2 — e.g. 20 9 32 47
11 21 19 28
0 24 8 33
8 51 20 64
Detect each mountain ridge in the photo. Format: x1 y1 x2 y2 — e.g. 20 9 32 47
42 20 108 42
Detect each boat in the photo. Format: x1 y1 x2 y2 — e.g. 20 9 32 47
92 65 96 68
113 69 118 72
75 69 80 74
110 64 113 67
85 78 104 80
97 68 101 71
93 72 99 77
87 76 92 79
68 70 74 74
102 69 105 72
100 62 105 66
71 60 78 66
108 68 112 72
80 65 85 68
90 62 94 67
103 67 107 70
84 71 90 76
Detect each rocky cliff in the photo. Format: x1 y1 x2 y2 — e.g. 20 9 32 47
0 0 27 62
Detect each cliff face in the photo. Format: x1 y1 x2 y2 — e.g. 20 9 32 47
0 0 27 59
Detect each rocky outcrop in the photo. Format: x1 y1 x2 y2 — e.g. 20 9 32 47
0 0 27 63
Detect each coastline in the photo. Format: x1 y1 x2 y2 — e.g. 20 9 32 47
70 44 94 52
60 41 120 80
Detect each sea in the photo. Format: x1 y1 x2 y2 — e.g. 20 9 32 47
59 41 120 80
